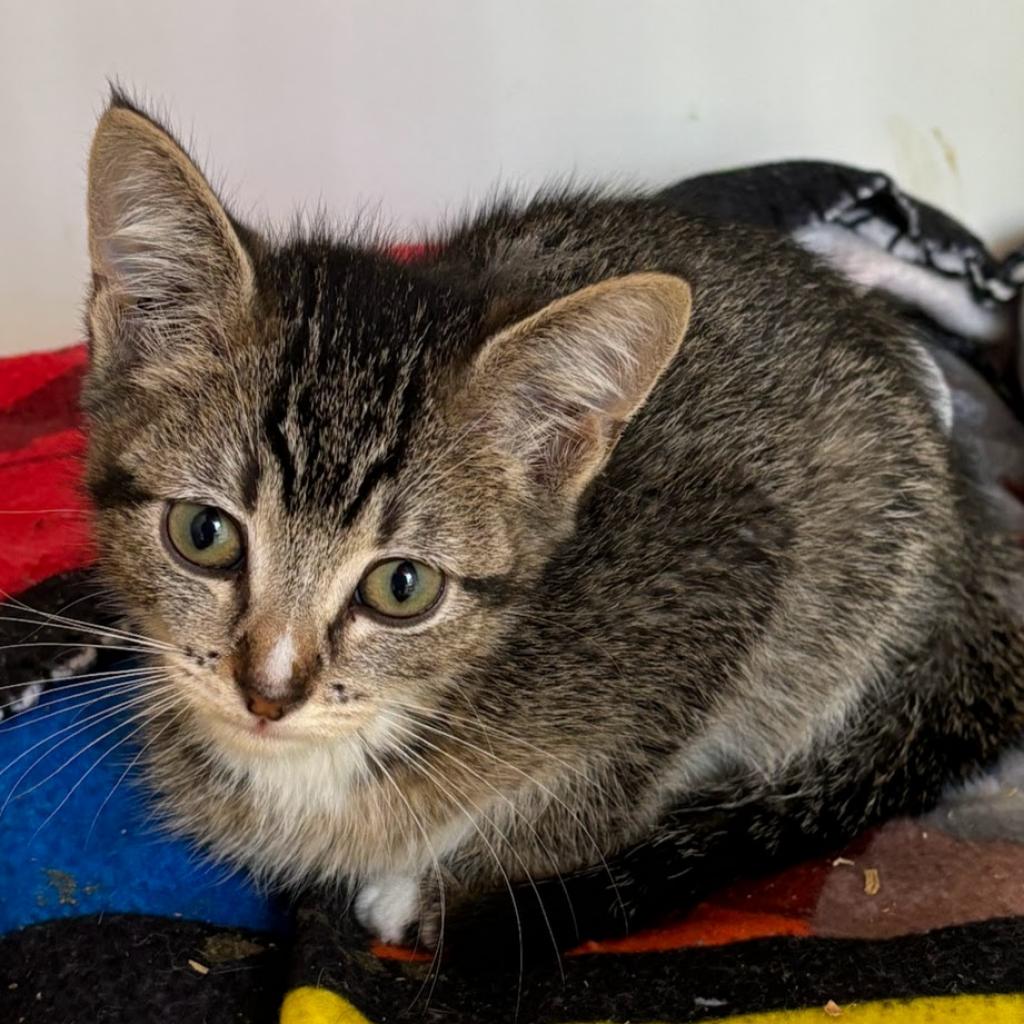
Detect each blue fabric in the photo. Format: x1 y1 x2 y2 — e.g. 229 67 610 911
0 678 284 935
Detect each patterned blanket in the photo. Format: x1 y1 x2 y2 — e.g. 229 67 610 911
2 162 1024 1024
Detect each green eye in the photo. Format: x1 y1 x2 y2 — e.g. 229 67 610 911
357 559 444 620
165 501 244 571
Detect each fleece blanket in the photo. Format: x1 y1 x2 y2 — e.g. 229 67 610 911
2 162 1024 1024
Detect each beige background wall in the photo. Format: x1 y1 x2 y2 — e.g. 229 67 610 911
1 0 1022 354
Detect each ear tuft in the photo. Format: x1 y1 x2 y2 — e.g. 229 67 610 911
468 273 692 498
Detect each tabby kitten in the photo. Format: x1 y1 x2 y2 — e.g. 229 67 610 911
81 94 1024 957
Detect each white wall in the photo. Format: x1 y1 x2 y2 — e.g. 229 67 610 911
1 0 1022 354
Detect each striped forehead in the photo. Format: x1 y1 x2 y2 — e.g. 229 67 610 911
253 246 461 524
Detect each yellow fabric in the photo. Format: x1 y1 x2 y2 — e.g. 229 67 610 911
279 986 374 1024
280 987 1024 1024
699 993 1024 1023
570 992 1024 1023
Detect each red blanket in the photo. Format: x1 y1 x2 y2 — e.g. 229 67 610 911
0 344 92 597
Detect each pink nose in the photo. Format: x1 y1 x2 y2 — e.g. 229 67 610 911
246 695 287 721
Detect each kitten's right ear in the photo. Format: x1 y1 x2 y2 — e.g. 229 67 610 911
86 96 253 367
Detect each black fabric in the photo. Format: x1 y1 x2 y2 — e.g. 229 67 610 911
0 915 285 1024
658 160 1008 303
290 909 1024 1023
6 910 1024 1023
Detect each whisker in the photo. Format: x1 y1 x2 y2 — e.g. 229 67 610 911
389 708 578 906
47 584 131 622
361 747 448 1009
0 592 101 647
87 706 189 843
0 508 89 516
387 713 569 973
385 737 527 1008
0 675 159 720
0 641 162 657
0 664 155 693
384 694 591 782
381 696 627 925
0 613 175 654
0 674 168 731
0 687 171 811
10 690 176 806
31 695 178 836
0 586 180 653
1 600 168 645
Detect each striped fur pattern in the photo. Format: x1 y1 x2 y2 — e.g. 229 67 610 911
82 94 1024 956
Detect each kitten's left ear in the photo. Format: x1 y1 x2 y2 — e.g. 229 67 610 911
466 273 692 500
86 97 254 367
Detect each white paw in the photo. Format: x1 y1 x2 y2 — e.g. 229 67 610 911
354 873 420 945
49 646 99 678
11 681 43 713
2 681 43 719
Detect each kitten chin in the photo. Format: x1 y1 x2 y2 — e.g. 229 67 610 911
192 703 313 754
147 702 469 890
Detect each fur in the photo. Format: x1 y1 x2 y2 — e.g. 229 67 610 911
81 93 1024 957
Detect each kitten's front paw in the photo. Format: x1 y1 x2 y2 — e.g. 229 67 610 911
354 873 440 947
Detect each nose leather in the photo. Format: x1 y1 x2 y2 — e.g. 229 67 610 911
246 694 288 721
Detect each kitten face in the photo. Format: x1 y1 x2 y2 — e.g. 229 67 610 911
86 263 527 762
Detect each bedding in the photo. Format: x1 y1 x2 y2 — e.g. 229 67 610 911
2 161 1024 1023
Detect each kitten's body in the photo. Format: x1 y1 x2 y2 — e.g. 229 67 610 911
80 97 1024 953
